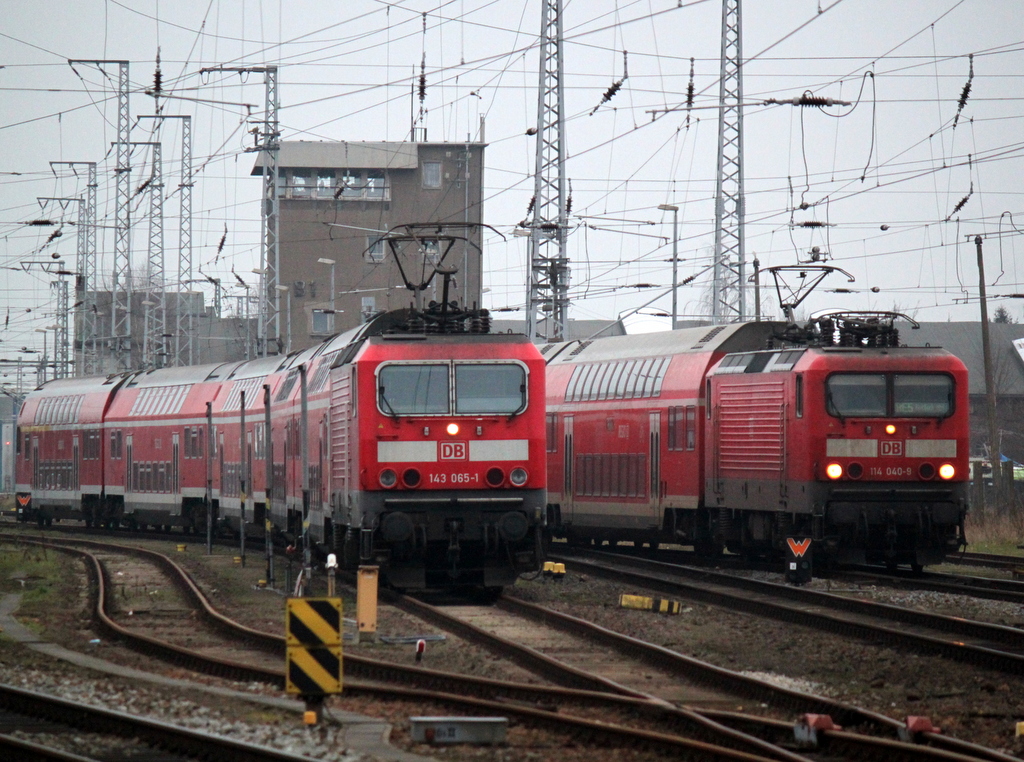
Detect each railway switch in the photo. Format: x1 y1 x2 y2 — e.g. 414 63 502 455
899 716 941 742
794 714 841 749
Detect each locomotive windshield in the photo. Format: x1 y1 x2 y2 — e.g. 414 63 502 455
455 364 526 414
893 374 953 416
378 362 527 416
826 373 953 418
378 364 449 415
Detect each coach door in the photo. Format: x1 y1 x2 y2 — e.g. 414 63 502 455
563 416 574 520
31 437 39 489
126 435 133 494
72 436 80 494
649 411 661 522
171 432 180 514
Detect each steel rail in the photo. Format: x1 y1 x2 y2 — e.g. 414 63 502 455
0 683 321 762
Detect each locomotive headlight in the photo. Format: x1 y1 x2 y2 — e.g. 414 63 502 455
379 469 398 488
509 468 528 486
446 422 460 436
938 463 956 480
825 463 844 480
885 424 897 435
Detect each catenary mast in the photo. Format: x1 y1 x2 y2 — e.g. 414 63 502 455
525 0 569 342
712 0 747 323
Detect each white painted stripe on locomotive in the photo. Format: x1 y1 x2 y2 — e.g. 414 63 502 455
826 439 878 458
378 440 437 462
905 439 957 458
469 439 529 461
378 439 530 463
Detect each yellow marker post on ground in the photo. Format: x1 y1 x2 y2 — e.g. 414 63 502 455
285 596 343 725
618 593 682 615
356 566 379 644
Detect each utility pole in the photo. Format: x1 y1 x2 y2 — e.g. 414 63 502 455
36 195 81 379
263 384 274 589
49 162 97 375
525 0 569 342
299 363 311 594
658 204 679 329
711 0 746 324
973 235 1002 510
53 262 70 379
71 60 131 370
240 390 247 567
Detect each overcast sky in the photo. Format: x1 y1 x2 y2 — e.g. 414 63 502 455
1 0 1022 360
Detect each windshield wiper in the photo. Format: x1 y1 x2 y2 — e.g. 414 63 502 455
378 387 400 419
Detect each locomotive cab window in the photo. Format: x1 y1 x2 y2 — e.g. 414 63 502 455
378 364 449 415
455 363 526 414
894 374 953 417
378 362 527 416
827 373 953 418
827 374 886 417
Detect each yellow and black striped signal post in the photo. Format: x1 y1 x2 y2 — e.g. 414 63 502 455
286 597 342 724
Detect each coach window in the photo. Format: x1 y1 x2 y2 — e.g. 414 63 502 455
795 375 804 418
606 362 626 399
455 363 526 414
826 374 886 418
685 406 696 450
546 414 558 452
615 360 634 398
378 363 449 415
592 363 613 401
894 374 953 417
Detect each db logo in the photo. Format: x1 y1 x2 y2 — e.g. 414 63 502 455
439 441 467 461
881 440 904 456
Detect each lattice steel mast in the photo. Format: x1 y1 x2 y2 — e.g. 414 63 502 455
49 162 98 375
202 66 280 356
139 115 193 366
712 0 747 323
70 60 132 368
525 0 569 342
132 141 165 369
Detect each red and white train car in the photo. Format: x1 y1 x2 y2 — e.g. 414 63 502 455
15 306 547 590
14 374 127 526
336 327 547 588
544 315 969 568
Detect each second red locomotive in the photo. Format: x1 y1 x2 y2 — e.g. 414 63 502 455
543 312 968 569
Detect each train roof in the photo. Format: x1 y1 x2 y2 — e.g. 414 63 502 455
542 322 783 366
124 361 243 388
28 374 123 396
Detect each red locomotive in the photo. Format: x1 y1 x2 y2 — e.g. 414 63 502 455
543 311 968 569
15 304 547 590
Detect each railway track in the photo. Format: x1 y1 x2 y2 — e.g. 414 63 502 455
0 682 323 762
3 533 1014 762
840 566 1024 606
554 548 1024 675
946 551 1024 571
